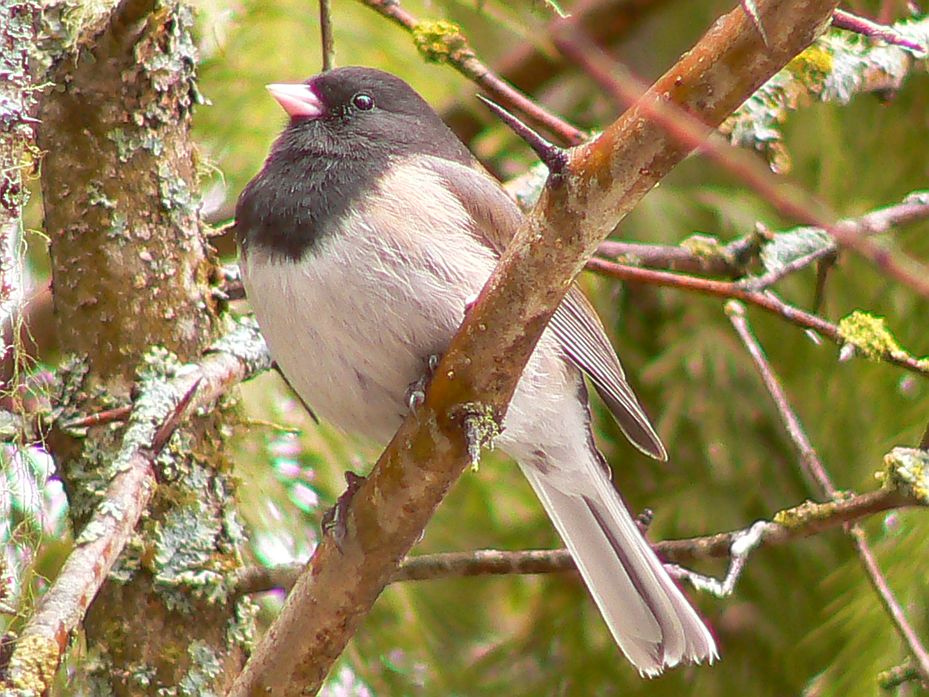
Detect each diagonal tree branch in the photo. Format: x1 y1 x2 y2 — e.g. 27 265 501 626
227 1 842 695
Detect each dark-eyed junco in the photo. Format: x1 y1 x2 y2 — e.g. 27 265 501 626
234 66 716 675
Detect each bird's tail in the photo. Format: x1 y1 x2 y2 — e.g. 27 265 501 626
520 458 717 676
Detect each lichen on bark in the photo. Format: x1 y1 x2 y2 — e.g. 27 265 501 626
36 0 248 692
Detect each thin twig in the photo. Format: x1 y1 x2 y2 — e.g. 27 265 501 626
476 95 568 173
1 320 271 691
743 192 929 290
61 405 133 430
319 0 335 71
356 0 584 145
597 238 752 277
832 8 927 52
231 486 915 595
586 258 929 378
554 29 929 300
441 0 675 143
726 301 929 685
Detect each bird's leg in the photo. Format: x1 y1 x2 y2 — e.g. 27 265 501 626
635 508 654 534
321 470 366 551
405 353 441 413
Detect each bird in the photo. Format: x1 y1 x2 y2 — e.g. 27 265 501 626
234 65 717 675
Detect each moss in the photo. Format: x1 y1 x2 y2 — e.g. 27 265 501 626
412 20 472 64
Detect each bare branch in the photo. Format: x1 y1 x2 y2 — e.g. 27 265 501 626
0 319 270 693
227 2 843 694
231 486 917 595
832 9 926 52
587 258 929 378
441 0 676 143
726 301 929 685
355 0 585 145
553 29 929 298
743 191 929 289
319 0 335 71
597 233 763 277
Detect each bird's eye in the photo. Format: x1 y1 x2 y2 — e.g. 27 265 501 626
352 93 375 111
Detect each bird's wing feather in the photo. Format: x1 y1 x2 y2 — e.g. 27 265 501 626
418 155 666 460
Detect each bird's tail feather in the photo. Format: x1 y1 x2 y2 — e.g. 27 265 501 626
520 461 717 675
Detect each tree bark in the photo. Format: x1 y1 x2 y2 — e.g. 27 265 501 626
33 0 248 692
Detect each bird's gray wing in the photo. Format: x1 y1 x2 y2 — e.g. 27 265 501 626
419 155 666 460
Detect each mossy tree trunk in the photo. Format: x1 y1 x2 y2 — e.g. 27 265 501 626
40 0 249 691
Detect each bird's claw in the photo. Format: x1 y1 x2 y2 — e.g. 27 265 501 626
405 353 441 414
321 471 366 551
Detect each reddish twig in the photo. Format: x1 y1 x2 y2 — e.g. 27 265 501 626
743 191 929 289
355 0 585 145
597 238 754 276
442 0 676 143
553 29 929 299
586 258 929 378
726 301 929 685
61 405 132 430
832 8 927 52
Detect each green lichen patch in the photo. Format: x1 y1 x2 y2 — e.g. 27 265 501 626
878 447 929 504
226 597 259 652
759 226 832 275
151 463 230 611
457 402 501 471
772 493 852 529
837 311 927 368
177 640 222 697
786 44 834 84
412 20 472 64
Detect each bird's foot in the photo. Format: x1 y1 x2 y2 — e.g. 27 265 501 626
405 353 441 413
635 508 654 534
321 470 366 551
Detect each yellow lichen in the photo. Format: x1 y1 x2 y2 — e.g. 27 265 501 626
412 20 472 64
837 311 906 361
773 498 844 528
4 634 60 692
786 44 834 82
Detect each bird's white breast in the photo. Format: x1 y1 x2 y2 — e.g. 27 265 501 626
241 161 499 443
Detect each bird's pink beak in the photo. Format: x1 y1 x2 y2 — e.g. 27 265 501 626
266 83 325 119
